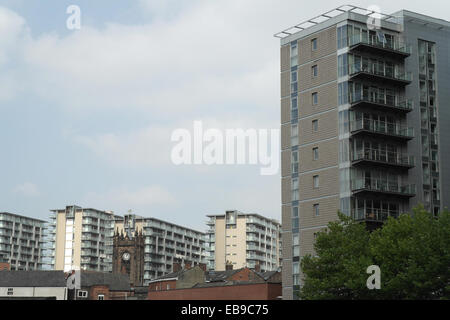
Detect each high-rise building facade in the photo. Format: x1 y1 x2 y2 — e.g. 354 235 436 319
206 210 282 272
44 205 117 272
0 212 45 270
114 214 206 285
276 5 450 299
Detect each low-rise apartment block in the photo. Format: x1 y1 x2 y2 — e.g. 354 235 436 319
206 210 282 272
0 212 45 271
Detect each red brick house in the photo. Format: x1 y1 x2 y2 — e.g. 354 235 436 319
148 264 282 300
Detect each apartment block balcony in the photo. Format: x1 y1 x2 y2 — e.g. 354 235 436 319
349 63 412 86
352 149 415 169
353 208 400 223
352 178 416 198
348 35 411 59
350 119 414 141
350 94 413 114
246 244 263 252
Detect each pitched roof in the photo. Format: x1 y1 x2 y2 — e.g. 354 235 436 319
0 271 66 287
80 272 130 291
205 269 242 282
256 271 279 281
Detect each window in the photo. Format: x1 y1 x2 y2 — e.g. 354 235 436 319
311 38 318 51
291 97 298 119
97 294 105 300
292 150 299 174
313 147 319 160
313 175 319 188
312 65 318 77
312 119 318 132
77 290 88 298
292 178 299 201
292 207 299 230
291 71 297 83
313 204 320 216
291 82 298 93
7 288 13 296
291 124 299 146
312 92 318 105
167 284 171 290
291 42 298 67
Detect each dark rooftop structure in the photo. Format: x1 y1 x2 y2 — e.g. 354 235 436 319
0 271 66 287
80 271 130 291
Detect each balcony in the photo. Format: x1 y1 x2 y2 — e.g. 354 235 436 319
353 209 400 223
349 63 412 86
348 35 411 59
352 179 416 198
352 149 415 169
350 95 413 114
350 119 414 141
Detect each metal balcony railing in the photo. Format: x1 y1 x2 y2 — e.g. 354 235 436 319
348 34 411 55
349 63 412 83
350 119 414 139
352 178 416 196
350 94 413 112
352 149 415 167
353 209 400 222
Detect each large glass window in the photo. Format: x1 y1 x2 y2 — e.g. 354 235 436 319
290 42 298 67
338 53 348 77
292 178 299 201
337 25 348 49
292 151 299 174
338 82 348 105
291 124 298 146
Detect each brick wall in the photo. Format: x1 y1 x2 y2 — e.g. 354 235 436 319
148 283 281 300
148 279 177 292
0 262 10 271
89 285 110 300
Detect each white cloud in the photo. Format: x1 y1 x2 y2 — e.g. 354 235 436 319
72 125 174 167
13 182 40 197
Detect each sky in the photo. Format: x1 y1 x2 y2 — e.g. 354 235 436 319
0 0 448 232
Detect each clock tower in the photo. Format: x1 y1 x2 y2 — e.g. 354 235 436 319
112 228 144 286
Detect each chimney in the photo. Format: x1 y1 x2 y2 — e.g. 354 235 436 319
185 262 192 270
198 263 207 272
173 262 181 272
254 262 261 273
225 261 233 271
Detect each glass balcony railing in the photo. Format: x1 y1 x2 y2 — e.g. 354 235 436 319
349 63 412 83
353 209 400 222
352 149 415 167
348 35 411 55
352 178 416 196
350 119 414 139
350 94 413 112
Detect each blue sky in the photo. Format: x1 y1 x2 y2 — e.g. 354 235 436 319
0 0 448 231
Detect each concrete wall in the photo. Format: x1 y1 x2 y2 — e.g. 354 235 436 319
0 287 67 300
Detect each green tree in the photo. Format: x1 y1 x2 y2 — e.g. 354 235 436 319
299 206 450 300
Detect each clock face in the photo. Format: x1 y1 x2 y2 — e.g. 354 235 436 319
122 252 131 261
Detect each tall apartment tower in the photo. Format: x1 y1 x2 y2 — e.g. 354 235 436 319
206 210 282 272
44 205 117 272
0 212 45 270
276 5 450 299
114 214 206 285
